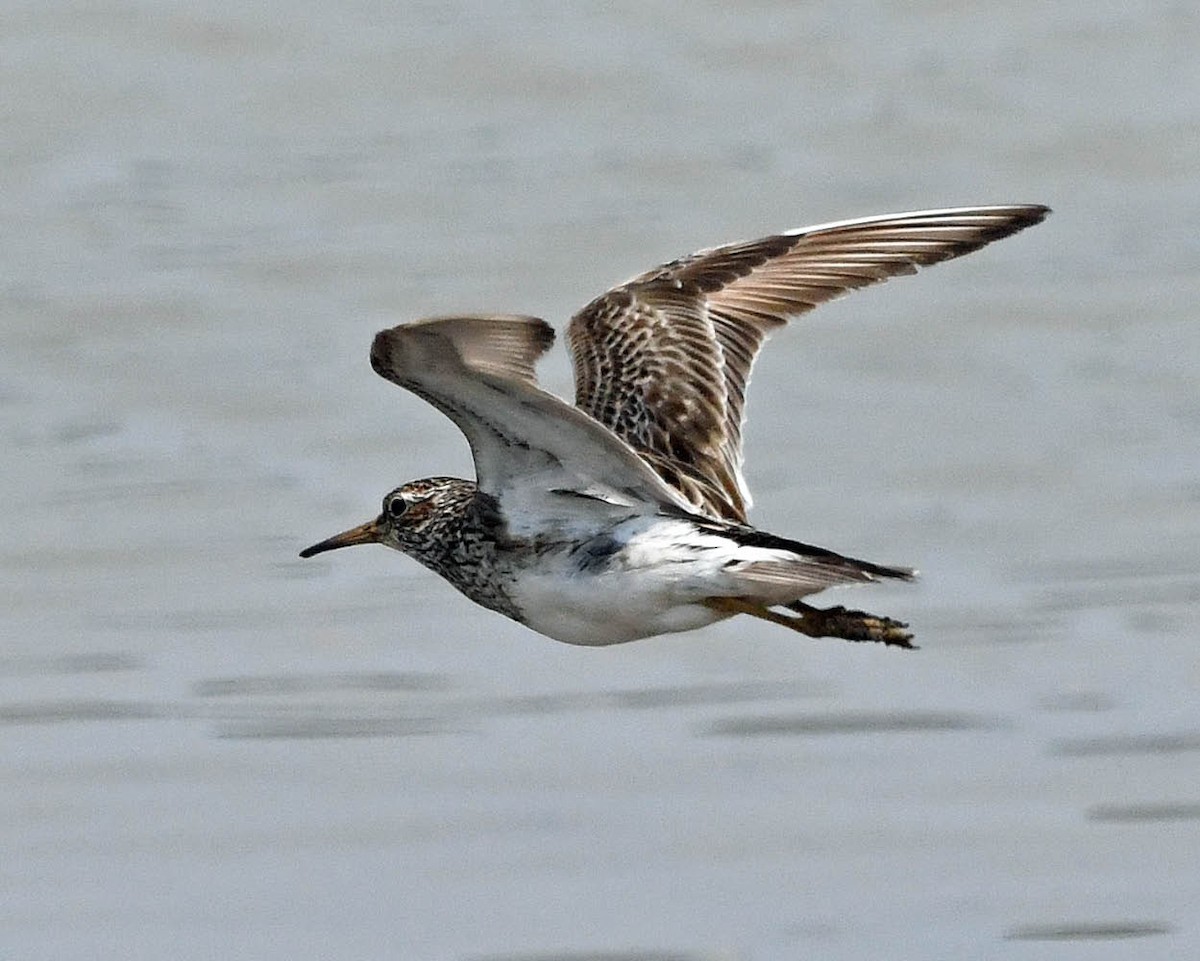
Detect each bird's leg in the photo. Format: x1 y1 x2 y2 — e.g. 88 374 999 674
705 596 812 631
705 597 915 649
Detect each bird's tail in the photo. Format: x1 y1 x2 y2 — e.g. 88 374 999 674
704 525 916 647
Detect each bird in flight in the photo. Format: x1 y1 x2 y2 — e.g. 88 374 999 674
301 205 1048 648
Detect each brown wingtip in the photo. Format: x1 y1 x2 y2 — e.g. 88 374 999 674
991 203 1051 235
370 315 555 388
369 329 392 379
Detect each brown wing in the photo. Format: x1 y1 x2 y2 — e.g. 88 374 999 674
566 205 1049 521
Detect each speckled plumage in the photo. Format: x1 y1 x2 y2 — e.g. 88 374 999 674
374 478 522 621
301 205 1049 647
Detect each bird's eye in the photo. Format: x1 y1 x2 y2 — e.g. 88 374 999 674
385 494 408 518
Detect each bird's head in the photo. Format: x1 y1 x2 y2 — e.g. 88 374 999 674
299 477 474 558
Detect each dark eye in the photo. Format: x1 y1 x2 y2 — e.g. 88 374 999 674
385 494 408 518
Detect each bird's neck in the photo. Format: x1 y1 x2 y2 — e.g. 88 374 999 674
405 481 521 620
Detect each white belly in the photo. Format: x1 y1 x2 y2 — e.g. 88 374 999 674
512 569 731 645
506 517 751 646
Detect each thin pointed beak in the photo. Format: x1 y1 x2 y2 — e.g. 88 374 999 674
299 518 383 558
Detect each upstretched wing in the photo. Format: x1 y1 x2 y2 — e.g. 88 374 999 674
368 315 695 536
567 204 1050 521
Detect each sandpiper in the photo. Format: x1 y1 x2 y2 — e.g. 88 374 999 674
301 205 1048 647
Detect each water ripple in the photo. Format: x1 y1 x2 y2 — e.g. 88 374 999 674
1005 921 1172 941
1087 802 1200 823
703 710 996 738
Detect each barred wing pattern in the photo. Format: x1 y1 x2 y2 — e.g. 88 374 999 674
566 205 1049 521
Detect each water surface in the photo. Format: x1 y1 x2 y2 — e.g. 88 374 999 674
3 2 1198 958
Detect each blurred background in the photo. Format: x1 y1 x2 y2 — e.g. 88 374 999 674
3 1 1198 959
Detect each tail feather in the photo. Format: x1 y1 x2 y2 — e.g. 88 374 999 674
728 553 913 607
713 521 915 605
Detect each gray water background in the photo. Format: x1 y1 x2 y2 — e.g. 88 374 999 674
3 2 1199 958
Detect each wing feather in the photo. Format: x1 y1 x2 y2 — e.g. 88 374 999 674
368 315 694 534
567 204 1049 520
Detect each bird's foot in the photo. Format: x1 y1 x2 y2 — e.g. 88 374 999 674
786 602 915 649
